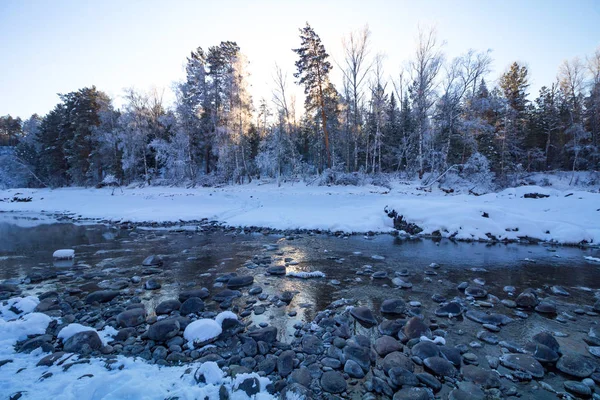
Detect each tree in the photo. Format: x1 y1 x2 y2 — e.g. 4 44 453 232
408 27 444 177
293 23 334 170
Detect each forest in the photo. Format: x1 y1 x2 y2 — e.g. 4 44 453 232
1 24 599 190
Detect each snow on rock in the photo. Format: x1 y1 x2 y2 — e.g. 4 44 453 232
184 319 222 348
2 181 599 245
0 312 52 345
215 311 238 327
58 323 117 346
0 296 40 320
53 249 75 259
195 361 224 385
286 271 326 279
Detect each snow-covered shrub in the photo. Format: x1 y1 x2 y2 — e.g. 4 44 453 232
461 152 495 192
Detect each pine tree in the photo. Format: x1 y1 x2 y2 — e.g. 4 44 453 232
293 23 334 170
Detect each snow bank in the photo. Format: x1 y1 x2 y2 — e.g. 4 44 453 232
1 180 599 245
0 296 275 400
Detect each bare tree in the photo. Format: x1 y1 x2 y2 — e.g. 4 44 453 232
409 27 444 178
340 25 372 171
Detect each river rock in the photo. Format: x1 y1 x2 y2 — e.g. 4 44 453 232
465 286 487 298
411 341 440 359
155 299 181 315
302 334 323 354
320 371 346 394
277 350 295 376
63 330 103 354
350 306 377 327
380 299 407 315
535 301 557 315
180 297 205 315
86 290 119 304
435 301 464 317
556 354 595 378
416 372 442 392
403 317 430 340
226 275 254 289
423 356 456 377
290 367 312 387
382 351 414 373
142 255 163 266
248 326 277 343
212 289 241 302
465 310 512 326
144 279 161 290
515 291 539 308
532 331 560 352
461 364 501 388
499 353 544 378
344 343 371 372
564 380 592 397
525 342 559 363
116 308 147 327
374 335 402 356
267 265 286 275
389 367 419 387
344 359 364 378
449 382 485 400
393 387 433 400
551 286 570 296
146 319 180 342
178 288 209 302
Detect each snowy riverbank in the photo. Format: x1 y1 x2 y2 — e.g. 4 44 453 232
1 179 599 245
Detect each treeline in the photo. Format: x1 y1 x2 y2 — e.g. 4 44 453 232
1 24 599 189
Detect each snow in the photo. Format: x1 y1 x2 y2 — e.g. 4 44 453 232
1 179 599 245
286 271 326 279
585 256 600 263
0 296 275 400
57 323 117 346
215 311 238 326
53 249 75 259
183 319 222 347
0 296 40 320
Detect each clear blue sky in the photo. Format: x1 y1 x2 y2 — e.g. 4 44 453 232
1 0 599 119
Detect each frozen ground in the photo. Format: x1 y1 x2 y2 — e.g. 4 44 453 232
1 174 599 245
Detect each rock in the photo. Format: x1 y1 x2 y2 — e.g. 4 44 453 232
564 380 592 397
449 382 485 400
499 353 544 378
290 367 312 387
535 301 557 314
226 276 254 289
302 335 323 354
372 271 388 279
344 359 365 378
280 383 312 400
515 291 538 308
320 371 346 394
435 301 464 317
416 372 442 392
465 286 487 298
280 291 294 304
389 367 419 387
19 335 53 353
374 335 402 356
179 297 205 315
588 346 600 358
155 300 181 315
85 290 119 304
63 331 102 354
238 377 260 397
212 289 241 303
393 387 433 400
551 286 570 296
116 308 147 327
178 289 209 302
532 331 560 353
248 326 277 343
142 255 163 266
423 356 456 377
267 265 286 275
344 343 371 372
144 279 161 290
403 317 430 340
439 346 461 367
382 351 414 373
379 319 405 336
477 330 499 345
277 350 294 377
36 352 66 367
350 306 377 327
380 299 407 315
556 354 595 378
461 365 501 388
525 342 559 363
465 310 512 326
146 319 180 342
248 287 262 295
411 341 440 359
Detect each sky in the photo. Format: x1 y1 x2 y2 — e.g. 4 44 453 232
1 0 599 119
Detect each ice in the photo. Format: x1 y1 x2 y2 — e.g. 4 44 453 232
53 249 75 259
286 271 326 278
